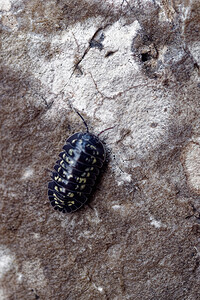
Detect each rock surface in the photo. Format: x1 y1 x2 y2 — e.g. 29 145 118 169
0 0 200 299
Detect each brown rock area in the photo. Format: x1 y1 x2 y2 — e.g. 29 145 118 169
0 0 200 299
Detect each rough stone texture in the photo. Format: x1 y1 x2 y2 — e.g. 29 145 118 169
0 0 200 299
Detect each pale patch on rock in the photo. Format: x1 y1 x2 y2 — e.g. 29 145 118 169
0 246 15 278
182 142 200 194
0 183 6 190
21 167 34 180
86 208 101 224
16 272 23 283
149 216 162 228
112 205 122 210
116 171 132 186
0 0 11 11
71 20 140 103
92 283 104 293
32 233 40 239
111 204 132 217
103 0 123 6
0 184 17 199
28 16 104 96
0 289 6 300
107 243 122 260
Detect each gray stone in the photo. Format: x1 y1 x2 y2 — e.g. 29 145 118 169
0 0 200 299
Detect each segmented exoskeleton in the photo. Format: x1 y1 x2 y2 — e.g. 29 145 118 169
48 110 107 213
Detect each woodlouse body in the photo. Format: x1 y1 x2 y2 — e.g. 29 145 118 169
48 132 106 213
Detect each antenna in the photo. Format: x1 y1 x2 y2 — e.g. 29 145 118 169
74 108 89 132
68 100 89 132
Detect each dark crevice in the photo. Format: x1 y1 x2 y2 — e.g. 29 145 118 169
41 96 54 109
89 27 105 50
141 52 151 62
105 50 118 57
71 25 110 77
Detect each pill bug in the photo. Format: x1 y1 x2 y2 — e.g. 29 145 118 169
48 110 110 213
